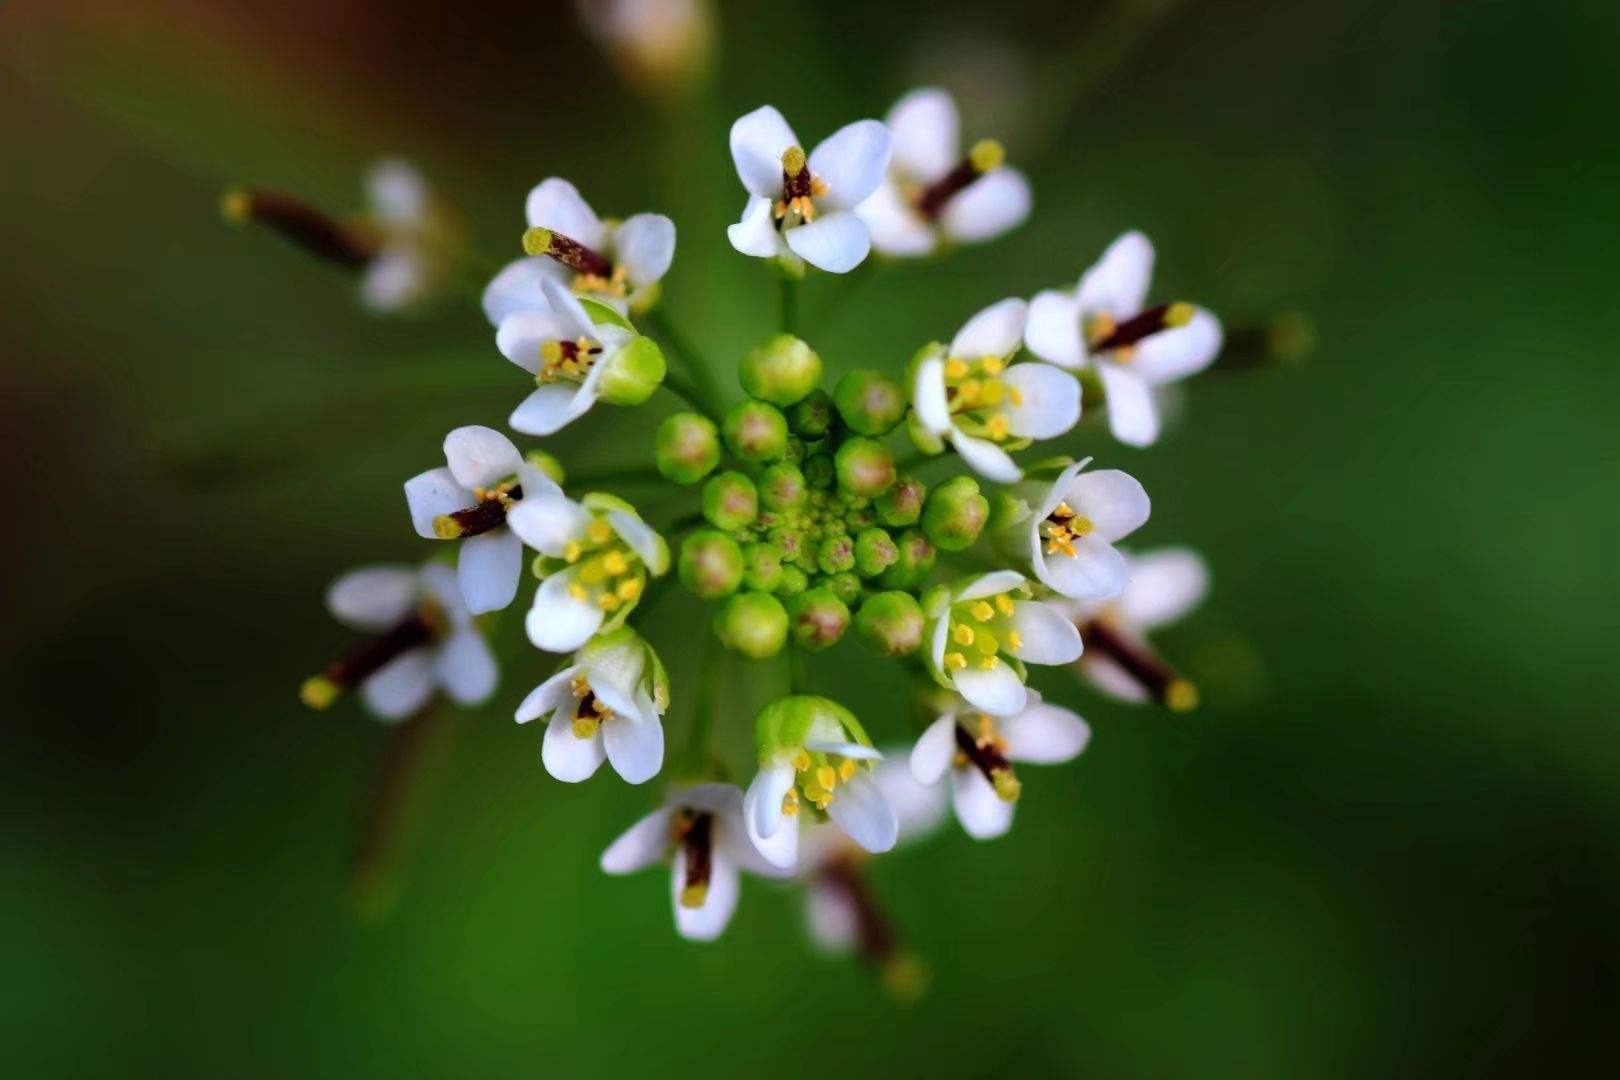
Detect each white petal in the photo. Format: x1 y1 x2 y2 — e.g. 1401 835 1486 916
999 363 1080 439
1065 467 1151 543
804 881 860 954
744 762 797 870
809 119 891 208
496 310 576 374
1080 655 1151 703
1098 363 1161 447
1131 308 1223 385
360 649 436 721
1007 600 1083 665
613 213 676 288
1077 230 1155 318
600 806 674 874
911 356 951 434
949 430 1021 484
950 297 1026 360
443 426 522 489
873 755 949 842
608 510 668 575
603 714 664 785
1120 548 1209 631
803 740 882 761
526 570 605 653
509 383 596 437
542 713 606 782
358 248 425 313
1001 703 1090 764
940 168 1031 243
730 105 799 197
417 563 468 626
680 782 744 818
855 180 936 258
524 177 605 250
481 256 564 327
1024 288 1085 369
505 492 591 558
539 276 601 339
951 661 1027 717
784 210 870 274
435 629 497 706
517 462 563 501
886 87 959 182
957 569 1027 602
826 772 898 854
514 664 581 724
673 849 740 941
1035 534 1131 601
365 158 428 226
727 196 783 259
326 565 417 630
910 716 958 786
455 528 521 614
951 767 1015 839
404 467 472 540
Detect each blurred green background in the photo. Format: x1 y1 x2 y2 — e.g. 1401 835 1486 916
3 0 1616 1074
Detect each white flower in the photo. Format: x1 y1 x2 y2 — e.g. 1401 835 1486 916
726 105 891 273
403 426 563 615
909 692 1090 840
1025 231 1223 446
743 696 897 870
1066 547 1208 709
911 298 1080 483
574 0 714 98
302 562 497 721
856 88 1031 258
358 159 446 313
514 627 668 784
923 570 1082 717
1021 457 1151 600
482 177 675 321
506 490 669 654
600 782 790 941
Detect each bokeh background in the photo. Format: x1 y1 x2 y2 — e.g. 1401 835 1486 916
3 0 1616 1075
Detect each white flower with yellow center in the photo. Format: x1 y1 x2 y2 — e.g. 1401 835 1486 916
507 490 669 654
1025 230 1223 446
743 696 898 870
1018 457 1151 601
910 298 1080 483
403 426 562 615
910 693 1090 840
726 105 891 274
922 570 1082 717
600 782 792 941
482 177 675 321
855 87 1031 258
1065 547 1208 711
301 562 497 721
515 626 668 784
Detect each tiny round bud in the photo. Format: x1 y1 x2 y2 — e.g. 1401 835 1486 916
701 471 758 531
853 527 899 578
741 543 784 592
723 400 789 463
816 533 855 575
876 474 926 527
714 592 789 659
679 530 745 599
787 388 835 439
525 449 566 486
834 370 907 436
921 476 989 551
758 462 807 511
834 437 896 499
787 588 850 651
784 436 807 464
655 412 720 484
775 565 810 597
878 529 936 589
804 454 835 490
596 336 666 406
855 591 926 657
767 525 809 568
739 334 823 406
821 570 862 607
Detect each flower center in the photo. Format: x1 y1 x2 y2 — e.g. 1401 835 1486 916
569 673 615 737
952 714 1021 801
432 480 522 539
912 139 1004 220
1041 501 1094 558
943 354 1022 442
671 809 715 908
782 746 864 814
941 587 1027 673
538 336 604 384
774 146 829 226
300 599 446 709
1080 617 1199 712
1084 301 1195 360
562 517 646 613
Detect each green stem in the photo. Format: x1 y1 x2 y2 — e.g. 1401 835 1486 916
779 275 799 335
660 370 718 421
788 647 808 695
647 308 723 407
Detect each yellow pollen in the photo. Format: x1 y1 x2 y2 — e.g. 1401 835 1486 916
602 551 628 575
953 623 975 646
1007 386 1024 406
571 675 592 697
957 378 981 404
521 226 552 256
980 354 1004 375
540 340 563 365
974 630 999 655
571 715 600 739
815 765 838 791
979 655 999 670
431 514 464 540
587 519 613 544
793 749 812 772
1006 631 1023 652
572 264 628 297
944 358 969 381
994 594 1015 615
970 601 995 623
616 578 642 601
969 138 1005 173
810 176 829 198
782 787 801 816
986 414 1010 441
564 541 582 563
568 583 588 601
944 652 967 671
979 380 1005 406
1165 301 1196 328
838 759 857 781
598 593 621 611
782 145 807 175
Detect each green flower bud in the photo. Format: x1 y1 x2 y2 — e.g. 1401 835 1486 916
741 542 784 592
821 570 862 607
739 334 822 407
775 565 810 597
921 475 989 551
855 591 926 657
754 695 871 761
834 437 896 499
876 474 926 527
804 453 835 490
714 592 789 659
845 503 875 530
767 525 809 568
784 436 807 464
834 369 906 436
787 388 835 439
787 588 851 651
525 449 566 486
655 412 720 484
679 530 744 599
853 527 899 578
758 462 807 510
701 471 758 531
816 532 856 575
723 400 789 463
597 336 667 406
878 529 936 589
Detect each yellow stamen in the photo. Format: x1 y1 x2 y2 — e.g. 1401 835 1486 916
602 551 628 575
615 578 642 601
970 601 995 623
564 541 582 563
815 765 838 792
979 655 999 670
1005 631 1023 652
793 749 812 772
953 623 975 646
974 630 999 655
568 583 588 601
838 759 857 781
781 787 800 816
994 594 1015 615
1007 386 1024 406
986 414 1010 441
944 652 967 671
598 593 621 611
944 358 970 380
587 519 613 545
980 354 1004 375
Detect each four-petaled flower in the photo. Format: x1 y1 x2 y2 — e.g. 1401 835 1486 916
726 105 891 274
856 88 1031 258
1063 547 1208 710
909 692 1090 840
514 626 668 784
600 782 791 941
404 426 561 615
1016 458 1151 600
923 570 1082 717
911 298 1080 483
1025 231 1223 446
302 562 497 720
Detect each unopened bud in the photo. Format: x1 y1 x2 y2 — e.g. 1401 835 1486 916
835 437 896 499
758 462 807 510
834 370 906 436
739 333 822 406
702 471 758 531
821 570 861 607
741 543 785 592
787 587 850 651
788 388 835 439
596 336 667 406
679 530 744 599
655 412 721 484
817 533 856 575
525 449 566 486
921 475 988 551
714 591 789 659
853 527 899 578
876 475 927 527
723 400 789 463
855 591 925 657
804 453 835 490
878 529 936 590
775 564 810 597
